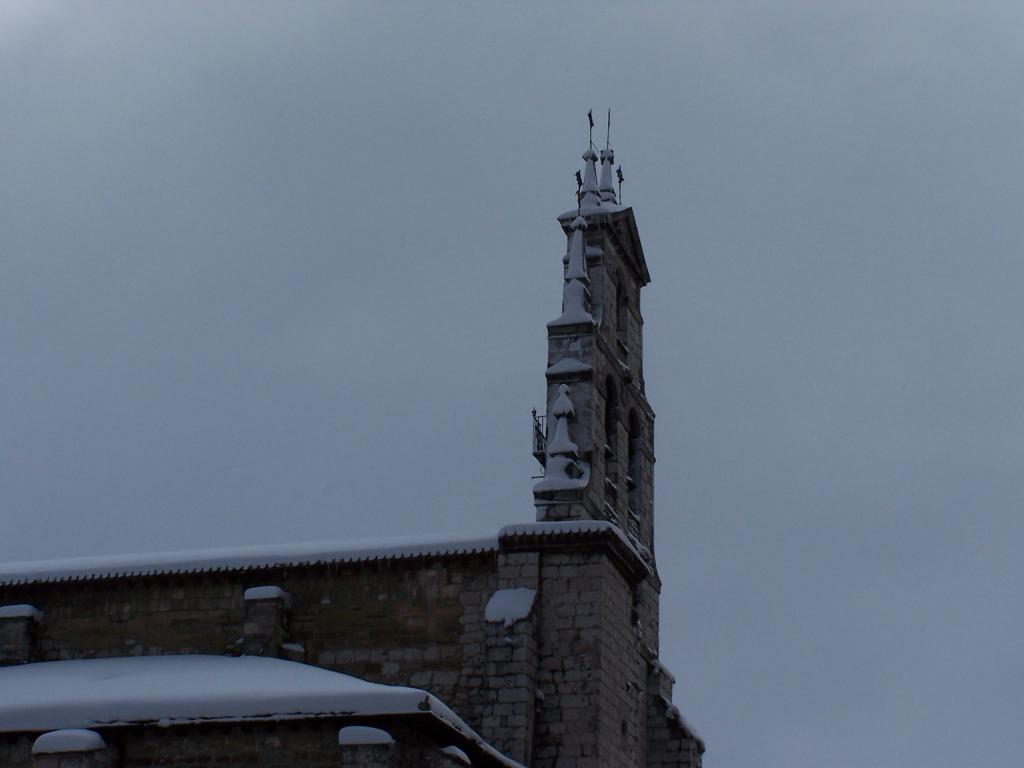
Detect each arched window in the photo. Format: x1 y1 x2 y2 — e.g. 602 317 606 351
604 375 619 457
603 376 620 521
627 409 642 539
616 271 630 353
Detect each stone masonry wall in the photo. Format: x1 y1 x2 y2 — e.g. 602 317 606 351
0 538 700 766
0 734 32 768
468 550 541 765
0 554 497 731
0 614 38 665
532 550 648 768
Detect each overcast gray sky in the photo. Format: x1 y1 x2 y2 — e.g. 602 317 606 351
2 2 1023 766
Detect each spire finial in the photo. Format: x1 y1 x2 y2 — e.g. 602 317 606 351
565 215 589 282
598 109 618 204
599 146 617 204
580 146 602 209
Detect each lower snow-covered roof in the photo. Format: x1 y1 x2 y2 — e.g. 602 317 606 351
0 655 521 767
0 520 645 586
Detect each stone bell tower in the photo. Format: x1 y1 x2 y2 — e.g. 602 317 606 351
533 141 656 556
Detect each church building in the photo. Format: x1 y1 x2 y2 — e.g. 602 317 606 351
0 139 705 768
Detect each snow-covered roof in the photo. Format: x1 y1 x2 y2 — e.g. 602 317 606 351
0 655 522 767
0 521 648 587
0 531 500 586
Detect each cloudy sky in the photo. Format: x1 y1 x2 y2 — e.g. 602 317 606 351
2 2 1023 766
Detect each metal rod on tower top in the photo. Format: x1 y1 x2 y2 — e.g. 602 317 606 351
587 110 594 150
606 109 611 150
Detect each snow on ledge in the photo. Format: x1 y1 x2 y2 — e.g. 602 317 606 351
0 604 43 621
500 520 650 572
484 588 536 628
558 201 627 222
661 695 705 749
243 586 292 606
338 725 394 746
545 358 592 376
32 729 106 755
500 519 622 539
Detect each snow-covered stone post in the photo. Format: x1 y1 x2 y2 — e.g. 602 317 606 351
0 604 42 665
337 726 396 767
32 730 113 768
242 586 292 657
434 745 472 766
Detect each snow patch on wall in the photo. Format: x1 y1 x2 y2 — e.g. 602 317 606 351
484 588 536 628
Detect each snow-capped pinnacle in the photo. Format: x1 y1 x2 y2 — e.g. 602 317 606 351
565 216 589 283
548 279 594 327
580 147 602 208
550 208 594 327
599 148 617 204
552 384 575 418
546 385 579 458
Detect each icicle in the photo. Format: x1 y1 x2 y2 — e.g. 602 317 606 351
599 148 617 204
580 148 602 208
565 215 589 283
